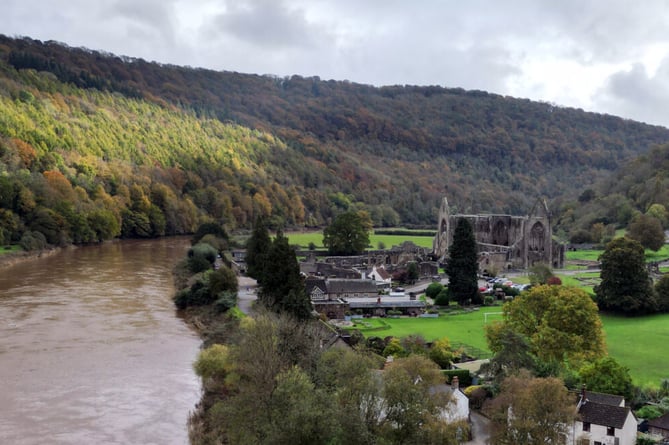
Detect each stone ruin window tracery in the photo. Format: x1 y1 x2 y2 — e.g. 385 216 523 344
529 222 546 252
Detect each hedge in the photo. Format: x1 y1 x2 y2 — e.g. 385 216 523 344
442 369 473 387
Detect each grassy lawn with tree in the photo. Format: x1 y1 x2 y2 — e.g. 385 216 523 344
349 306 669 386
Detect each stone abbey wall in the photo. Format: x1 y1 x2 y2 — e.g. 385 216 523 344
433 197 564 272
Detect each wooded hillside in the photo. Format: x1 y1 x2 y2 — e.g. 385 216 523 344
1 35 668 246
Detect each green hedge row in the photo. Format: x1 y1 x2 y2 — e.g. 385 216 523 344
373 229 436 237
442 369 473 387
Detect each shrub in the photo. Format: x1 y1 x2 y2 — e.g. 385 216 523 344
193 344 230 379
434 288 450 306
189 242 218 262
464 385 489 409
382 337 406 357
636 405 664 420
425 282 445 299
19 230 47 250
214 291 237 313
365 336 387 356
484 295 495 306
547 276 562 286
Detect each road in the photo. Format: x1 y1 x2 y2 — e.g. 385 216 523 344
237 276 258 315
464 411 490 445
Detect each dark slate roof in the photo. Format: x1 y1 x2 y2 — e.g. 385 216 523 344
349 300 426 309
305 277 327 295
326 278 378 294
583 391 625 407
648 412 669 431
578 401 631 429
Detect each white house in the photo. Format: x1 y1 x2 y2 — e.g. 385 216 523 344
569 389 637 445
367 265 392 290
433 376 470 423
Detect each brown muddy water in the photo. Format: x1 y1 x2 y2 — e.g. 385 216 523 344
0 238 201 445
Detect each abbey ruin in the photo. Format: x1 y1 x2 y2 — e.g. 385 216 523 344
433 197 565 273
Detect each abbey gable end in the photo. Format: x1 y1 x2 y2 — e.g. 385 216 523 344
433 197 565 273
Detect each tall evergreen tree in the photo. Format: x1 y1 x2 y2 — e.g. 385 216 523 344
445 218 480 305
595 237 657 315
259 229 312 319
245 216 271 285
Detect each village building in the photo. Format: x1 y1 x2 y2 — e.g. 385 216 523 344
306 276 426 319
569 389 637 445
433 376 470 424
647 412 669 441
365 265 392 291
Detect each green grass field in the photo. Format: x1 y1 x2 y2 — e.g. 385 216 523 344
566 243 669 263
601 313 669 386
286 230 434 249
0 245 20 255
350 306 669 387
349 307 504 355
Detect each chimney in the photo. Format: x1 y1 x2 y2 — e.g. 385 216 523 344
452 376 459 390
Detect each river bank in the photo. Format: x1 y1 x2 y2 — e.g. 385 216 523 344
0 246 63 268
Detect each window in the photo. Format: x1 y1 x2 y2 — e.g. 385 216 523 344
607 427 615 436
594 442 602 445
582 422 590 432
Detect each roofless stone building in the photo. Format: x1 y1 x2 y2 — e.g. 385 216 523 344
433 196 565 273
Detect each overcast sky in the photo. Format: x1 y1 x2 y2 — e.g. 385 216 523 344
3 0 669 128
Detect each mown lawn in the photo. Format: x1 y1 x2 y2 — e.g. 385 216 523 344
286 230 434 249
350 307 504 353
600 313 669 387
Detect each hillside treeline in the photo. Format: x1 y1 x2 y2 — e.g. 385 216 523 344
557 143 669 244
1 35 669 247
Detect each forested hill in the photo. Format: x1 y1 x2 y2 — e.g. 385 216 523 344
1 34 669 247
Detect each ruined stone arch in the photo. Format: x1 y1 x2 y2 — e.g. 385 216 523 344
529 221 546 251
492 220 509 246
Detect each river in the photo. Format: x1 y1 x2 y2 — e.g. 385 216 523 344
0 238 201 445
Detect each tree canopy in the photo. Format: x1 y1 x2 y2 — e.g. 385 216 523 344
322 210 373 255
578 356 634 400
486 285 606 365
627 213 666 251
595 237 657 315
487 372 575 445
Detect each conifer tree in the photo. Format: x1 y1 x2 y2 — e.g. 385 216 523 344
245 216 271 285
445 218 480 305
258 229 312 319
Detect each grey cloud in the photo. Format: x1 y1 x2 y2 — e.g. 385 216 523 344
205 0 329 50
101 0 178 46
595 60 669 126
